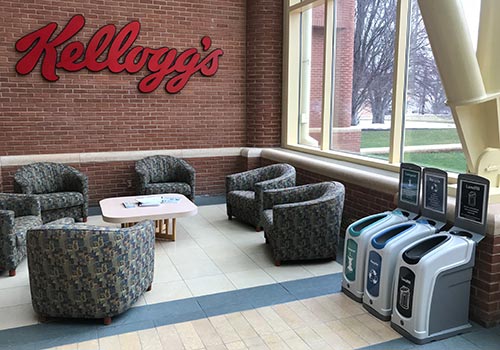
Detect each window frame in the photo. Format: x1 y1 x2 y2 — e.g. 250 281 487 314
282 0 461 181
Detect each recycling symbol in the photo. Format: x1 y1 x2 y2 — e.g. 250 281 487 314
368 269 379 285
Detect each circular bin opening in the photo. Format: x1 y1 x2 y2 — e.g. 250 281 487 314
453 231 473 239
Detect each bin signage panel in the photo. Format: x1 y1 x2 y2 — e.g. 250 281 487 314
400 169 420 206
397 266 415 318
345 239 357 282
367 251 382 297
424 173 446 214
458 179 487 225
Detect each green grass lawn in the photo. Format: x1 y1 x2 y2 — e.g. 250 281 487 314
367 152 466 173
361 129 461 148
361 129 466 172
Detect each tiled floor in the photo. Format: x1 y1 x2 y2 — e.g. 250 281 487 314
0 203 499 349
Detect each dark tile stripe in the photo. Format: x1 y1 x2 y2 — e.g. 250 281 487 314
0 273 342 349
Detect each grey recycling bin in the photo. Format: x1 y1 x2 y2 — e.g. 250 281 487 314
391 173 490 344
390 233 476 344
342 210 409 302
363 219 436 321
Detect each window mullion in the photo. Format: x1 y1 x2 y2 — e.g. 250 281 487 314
321 0 335 150
389 0 410 164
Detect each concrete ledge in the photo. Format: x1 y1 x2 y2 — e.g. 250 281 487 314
0 148 244 167
260 148 399 195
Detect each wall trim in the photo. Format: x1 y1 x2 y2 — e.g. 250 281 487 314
0 148 245 167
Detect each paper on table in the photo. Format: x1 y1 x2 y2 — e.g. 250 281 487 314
161 197 181 203
136 197 162 206
122 202 137 208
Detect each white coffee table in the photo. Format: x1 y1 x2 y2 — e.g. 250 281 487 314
99 194 198 241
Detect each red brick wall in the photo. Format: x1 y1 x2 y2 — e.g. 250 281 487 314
1 156 245 205
471 235 500 327
1 0 247 156
246 0 282 147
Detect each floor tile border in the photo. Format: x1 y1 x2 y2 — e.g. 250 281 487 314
0 273 342 349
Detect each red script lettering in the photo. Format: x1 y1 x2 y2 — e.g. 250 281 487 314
15 15 224 94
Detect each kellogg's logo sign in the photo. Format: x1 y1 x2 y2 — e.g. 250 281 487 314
15 15 224 94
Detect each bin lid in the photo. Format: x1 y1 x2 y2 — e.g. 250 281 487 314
371 221 417 250
348 210 406 237
397 163 421 219
452 174 490 241
402 234 451 265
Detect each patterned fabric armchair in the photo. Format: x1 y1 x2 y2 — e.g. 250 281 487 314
225 164 296 230
14 162 88 223
262 181 345 266
27 219 155 325
135 155 196 201
0 193 42 277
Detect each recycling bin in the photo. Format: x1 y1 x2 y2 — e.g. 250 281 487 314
362 219 436 320
342 209 409 302
391 232 476 344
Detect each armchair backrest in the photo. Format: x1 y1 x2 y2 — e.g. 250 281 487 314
27 220 155 318
136 155 192 183
14 162 79 194
258 163 296 182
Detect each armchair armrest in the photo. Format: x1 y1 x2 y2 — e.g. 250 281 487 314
0 209 16 253
255 171 296 203
13 173 34 194
135 164 152 193
263 185 317 210
176 160 196 197
63 169 88 194
0 193 41 217
226 169 262 193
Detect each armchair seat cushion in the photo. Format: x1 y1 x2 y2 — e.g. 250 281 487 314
37 192 84 211
14 215 43 247
144 183 192 197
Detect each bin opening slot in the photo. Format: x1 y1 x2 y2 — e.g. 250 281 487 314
373 223 414 247
403 235 450 265
450 231 473 239
352 213 387 232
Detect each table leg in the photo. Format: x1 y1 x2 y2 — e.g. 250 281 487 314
154 218 175 241
172 218 176 241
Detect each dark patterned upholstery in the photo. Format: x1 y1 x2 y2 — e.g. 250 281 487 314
226 164 296 229
27 220 155 323
0 193 42 276
262 182 345 265
14 162 88 223
135 155 196 201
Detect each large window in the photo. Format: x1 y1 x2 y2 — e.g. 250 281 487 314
284 0 481 173
403 0 466 173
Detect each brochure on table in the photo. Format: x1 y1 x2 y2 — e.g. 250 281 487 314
122 196 181 208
